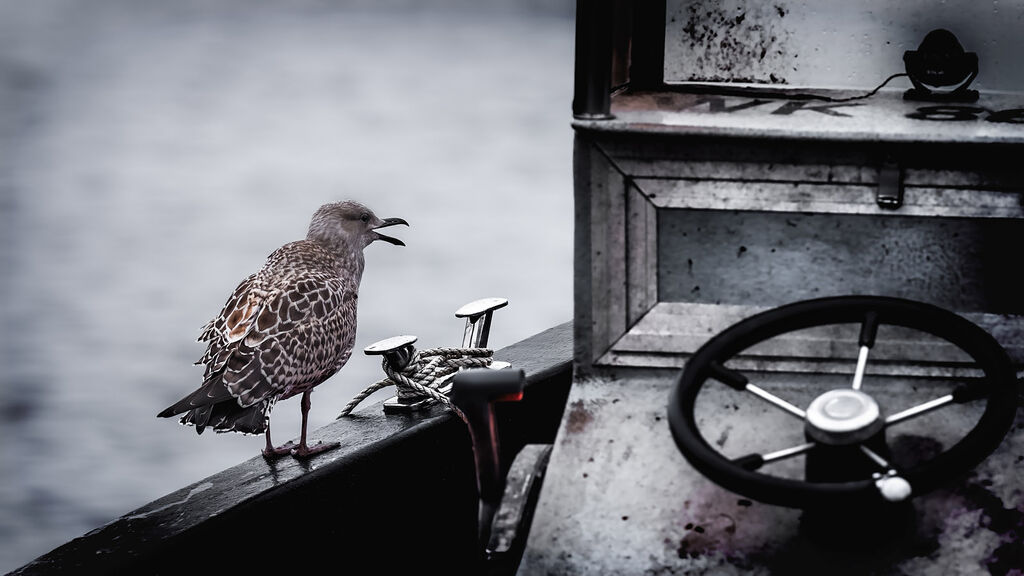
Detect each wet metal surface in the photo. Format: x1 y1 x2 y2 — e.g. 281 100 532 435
520 368 1023 575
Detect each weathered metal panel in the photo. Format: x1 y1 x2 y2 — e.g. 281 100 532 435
656 210 1024 313
574 136 597 374
663 0 1024 92
605 156 629 350
626 164 1020 192
626 183 658 326
586 142 630 362
645 190 659 312
618 159 878 184
636 179 1024 218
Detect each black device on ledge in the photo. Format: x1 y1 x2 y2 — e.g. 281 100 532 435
903 28 979 102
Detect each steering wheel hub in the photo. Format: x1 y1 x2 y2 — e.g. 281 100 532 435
805 389 883 445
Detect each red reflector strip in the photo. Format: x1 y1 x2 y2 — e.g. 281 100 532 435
496 391 524 403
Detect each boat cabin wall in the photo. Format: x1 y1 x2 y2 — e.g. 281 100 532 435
572 0 1024 376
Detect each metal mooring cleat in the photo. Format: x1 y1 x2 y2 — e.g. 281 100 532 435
456 297 511 370
364 334 418 370
364 335 428 413
456 297 509 348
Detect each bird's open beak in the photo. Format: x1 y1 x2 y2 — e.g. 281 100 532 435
372 217 408 246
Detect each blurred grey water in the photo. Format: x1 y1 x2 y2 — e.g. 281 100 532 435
0 1 574 571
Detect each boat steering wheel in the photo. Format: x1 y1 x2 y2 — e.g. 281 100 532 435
667 296 1017 508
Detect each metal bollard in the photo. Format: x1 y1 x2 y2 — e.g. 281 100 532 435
364 334 418 371
455 297 511 371
364 335 431 414
456 297 509 349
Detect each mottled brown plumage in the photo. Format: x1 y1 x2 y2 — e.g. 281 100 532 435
159 201 407 458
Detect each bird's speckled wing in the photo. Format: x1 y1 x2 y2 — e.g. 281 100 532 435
197 267 358 410
195 272 258 376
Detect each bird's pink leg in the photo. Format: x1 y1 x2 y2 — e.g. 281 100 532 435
262 422 295 460
291 390 340 459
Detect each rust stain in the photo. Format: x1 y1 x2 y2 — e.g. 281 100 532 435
676 514 739 561
566 400 593 434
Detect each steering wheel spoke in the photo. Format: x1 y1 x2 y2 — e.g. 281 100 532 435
744 384 807 420
858 444 892 470
852 311 880 391
851 345 870 391
733 442 817 471
884 394 956 426
709 362 806 420
884 382 986 427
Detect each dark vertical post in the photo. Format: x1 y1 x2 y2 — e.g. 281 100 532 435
629 0 666 89
573 0 615 119
573 134 595 374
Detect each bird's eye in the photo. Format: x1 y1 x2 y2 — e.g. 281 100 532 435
360 213 370 223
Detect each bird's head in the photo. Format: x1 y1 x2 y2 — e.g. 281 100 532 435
307 201 408 251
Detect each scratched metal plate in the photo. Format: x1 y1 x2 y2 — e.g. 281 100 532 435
518 368 1022 575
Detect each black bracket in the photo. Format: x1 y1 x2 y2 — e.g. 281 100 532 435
877 160 904 210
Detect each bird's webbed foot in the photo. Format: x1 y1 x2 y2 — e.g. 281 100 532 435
262 440 296 460
290 441 341 459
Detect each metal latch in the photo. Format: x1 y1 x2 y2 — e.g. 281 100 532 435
876 159 904 210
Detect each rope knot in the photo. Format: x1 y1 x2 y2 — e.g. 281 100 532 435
337 347 496 420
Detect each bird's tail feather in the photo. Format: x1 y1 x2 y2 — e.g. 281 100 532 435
158 374 234 418
178 399 270 436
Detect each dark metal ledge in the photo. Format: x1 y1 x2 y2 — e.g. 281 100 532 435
10 322 573 575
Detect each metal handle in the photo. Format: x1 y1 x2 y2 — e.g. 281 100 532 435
449 368 526 551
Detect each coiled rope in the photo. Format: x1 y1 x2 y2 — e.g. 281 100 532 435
337 347 494 421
